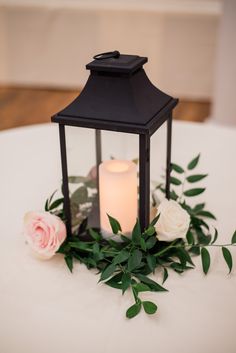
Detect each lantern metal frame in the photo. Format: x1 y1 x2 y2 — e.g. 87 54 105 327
52 52 178 233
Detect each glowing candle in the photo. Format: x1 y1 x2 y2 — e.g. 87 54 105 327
99 160 138 234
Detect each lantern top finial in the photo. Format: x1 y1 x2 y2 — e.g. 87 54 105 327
86 51 148 75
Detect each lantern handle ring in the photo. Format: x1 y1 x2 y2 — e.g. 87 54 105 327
93 51 120 60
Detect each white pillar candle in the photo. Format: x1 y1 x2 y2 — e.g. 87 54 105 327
99 160 138 234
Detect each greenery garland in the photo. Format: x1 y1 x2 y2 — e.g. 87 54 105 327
44 154 236 319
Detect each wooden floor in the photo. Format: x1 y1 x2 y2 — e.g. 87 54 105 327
0 86 211 131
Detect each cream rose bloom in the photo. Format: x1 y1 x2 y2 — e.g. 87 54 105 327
155 199 190 242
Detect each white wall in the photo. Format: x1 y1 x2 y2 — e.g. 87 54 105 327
211 0 236 125
0 0 221 99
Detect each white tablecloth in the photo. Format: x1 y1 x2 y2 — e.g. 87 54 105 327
1 121 236 353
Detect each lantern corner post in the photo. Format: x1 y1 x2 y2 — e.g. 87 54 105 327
166 112 173 200
95 129 102 182
95 129 102 227
58 124 72 236
139 133 150 232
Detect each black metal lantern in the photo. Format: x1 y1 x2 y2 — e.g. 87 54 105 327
52 51 178 234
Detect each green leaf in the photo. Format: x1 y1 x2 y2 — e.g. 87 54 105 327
135 274 168 292
201 247 210 274
89 228 102 241
46 190 57 210
181 202 192 213
197 210 216 220
186 174 208 183
147 254 156 272
126 302 141 319
64 255 73 273
195 227 211 245
100 263 116 281
107 214 122 234
172 262 194 273
121 273 131 294
92 243 100 256
186 230 194 245
142 301 157 315
193 203 205 213
231 230 236 244
140 238 146 251
48 198 64 211
128 250 142 272
57 242 71 254
211 228 218 244
198 219 210 231
108 239 124 251
184 188 205 197
120 234 131 244
146 236 157 250
145 225 156 236
69 241 92 251
187 154 200 170
113 250 130 265
68 176 88 184
170 262 184 273
71 186 88 205
44 198 49 211
170 176 182 186
177 248 195 266
162 268 168 284
105 273 123 289
222 247 233 274
171 163 184 174
189 245 200 255
84 179 97 188
84 257 97 268
150 214 160 227
78 217 88 234
95 251 105 262
134 283 150 292
169 190 179 201
132 219 142 244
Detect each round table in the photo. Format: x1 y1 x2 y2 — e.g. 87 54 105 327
1 121 236 353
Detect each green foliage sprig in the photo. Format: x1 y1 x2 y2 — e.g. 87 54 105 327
45 154 236 319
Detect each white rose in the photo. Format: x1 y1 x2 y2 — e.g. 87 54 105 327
155 199 190 242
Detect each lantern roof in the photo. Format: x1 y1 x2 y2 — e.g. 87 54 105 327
52 51 178 135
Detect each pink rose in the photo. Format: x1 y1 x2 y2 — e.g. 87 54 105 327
87 165 97 181
23 211 66 259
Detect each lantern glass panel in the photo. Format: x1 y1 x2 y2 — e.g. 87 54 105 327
65 126 95 176
65 126 97 231
64 121 168 233
100 130 138 161
64 126 141 233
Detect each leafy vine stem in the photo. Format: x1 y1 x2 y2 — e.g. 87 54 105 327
44 154 236 319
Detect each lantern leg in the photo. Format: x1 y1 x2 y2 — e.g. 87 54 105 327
59 124 72 236
95 129 102 227
166 113 172 200
139 134 150 232
95 129 102 183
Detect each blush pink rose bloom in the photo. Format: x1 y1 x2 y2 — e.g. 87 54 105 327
23 211 66 259
87 165 97 181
